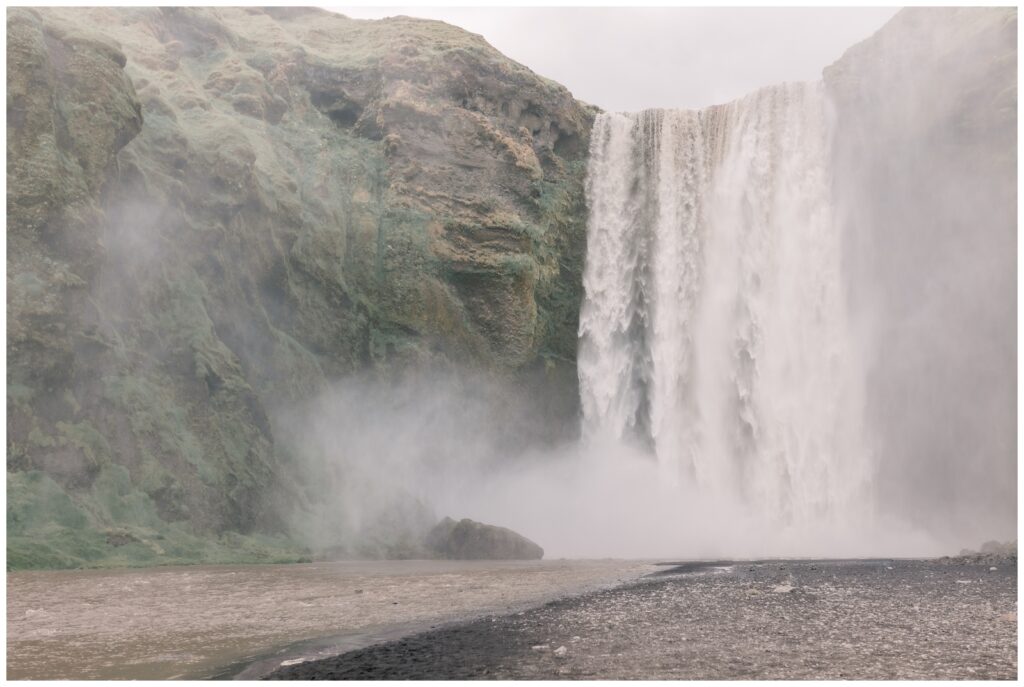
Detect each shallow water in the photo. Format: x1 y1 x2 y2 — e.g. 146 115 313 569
6 558 654 679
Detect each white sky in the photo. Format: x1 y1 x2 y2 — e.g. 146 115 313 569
328 6 900 111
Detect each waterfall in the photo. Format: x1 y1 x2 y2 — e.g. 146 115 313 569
578 82 872 526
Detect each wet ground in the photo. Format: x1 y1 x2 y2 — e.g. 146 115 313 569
6 559 653 679
268 559 1017 680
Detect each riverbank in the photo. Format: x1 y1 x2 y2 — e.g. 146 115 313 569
269 558 1018 680
6 559 654 680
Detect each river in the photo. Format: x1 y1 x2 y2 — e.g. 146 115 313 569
7 558 654 679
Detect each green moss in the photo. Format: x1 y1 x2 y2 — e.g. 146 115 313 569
101 374 213 484
7 469 311 570
497 253 537 278
89 464 164 528
8 471 90 534
8 537 83 570
7 382 36 406
56 420 112 469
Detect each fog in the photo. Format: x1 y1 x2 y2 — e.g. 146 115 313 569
276 8 1015 561
828 8 1017 547
331 6 898 111
279 371 946 560
23 7 1010 565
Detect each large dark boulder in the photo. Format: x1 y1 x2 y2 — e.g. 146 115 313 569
425 517 543 560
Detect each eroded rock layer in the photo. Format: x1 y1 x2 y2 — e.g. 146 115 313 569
7 7 592 568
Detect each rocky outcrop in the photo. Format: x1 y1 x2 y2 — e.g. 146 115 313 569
938 540 1017 567
425 517 544 560
7 7 592 569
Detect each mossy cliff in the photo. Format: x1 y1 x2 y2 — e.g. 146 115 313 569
8 8 1013 569
7 7 594 569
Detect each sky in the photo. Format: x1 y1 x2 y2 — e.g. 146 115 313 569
328 7 900 112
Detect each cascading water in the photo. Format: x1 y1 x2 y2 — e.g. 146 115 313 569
578 82 872 527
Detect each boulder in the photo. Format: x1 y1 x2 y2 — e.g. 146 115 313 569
425 517 543 560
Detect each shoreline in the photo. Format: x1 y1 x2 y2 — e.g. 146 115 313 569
230 555 978 680
9 555 1015 680
7 558 657 680
267 557 1018 680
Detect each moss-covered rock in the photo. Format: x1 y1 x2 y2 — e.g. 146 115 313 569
7 7 593 569
425 516 544 560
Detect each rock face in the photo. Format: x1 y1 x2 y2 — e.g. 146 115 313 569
823 8 1016 543
7 7 1015 569
7 7 591 569
425 517 544 560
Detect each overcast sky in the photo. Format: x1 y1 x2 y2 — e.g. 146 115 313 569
328 7 899 111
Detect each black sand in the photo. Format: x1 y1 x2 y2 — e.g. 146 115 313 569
266 558 1017 680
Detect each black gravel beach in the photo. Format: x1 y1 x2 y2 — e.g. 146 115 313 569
267 558 1017 680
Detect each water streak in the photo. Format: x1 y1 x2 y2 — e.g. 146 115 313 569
578 82 872 526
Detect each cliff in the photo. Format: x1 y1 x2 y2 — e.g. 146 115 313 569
7 7 592 569
823 8 1016 541
7 7 1015 569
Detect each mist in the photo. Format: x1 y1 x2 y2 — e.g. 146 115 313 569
276 370 944 561
828 8 1017 545
274 8 1015 562
333 6 899 111
7 7 1018 683
8 6 1012 571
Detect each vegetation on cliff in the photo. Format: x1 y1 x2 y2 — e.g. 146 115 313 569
7 7 593 569
7 7 1014 569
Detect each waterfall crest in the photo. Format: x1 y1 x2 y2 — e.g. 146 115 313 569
578 82 872 525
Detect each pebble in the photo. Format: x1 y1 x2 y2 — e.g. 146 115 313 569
270 559 1017 680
